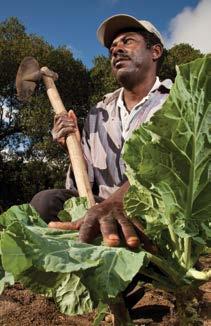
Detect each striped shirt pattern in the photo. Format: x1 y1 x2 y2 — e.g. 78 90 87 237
66 79 172 199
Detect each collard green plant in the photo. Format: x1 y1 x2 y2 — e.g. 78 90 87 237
0 204 147 317
123 55 211 324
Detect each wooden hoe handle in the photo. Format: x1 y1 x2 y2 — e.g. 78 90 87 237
41 67 95 208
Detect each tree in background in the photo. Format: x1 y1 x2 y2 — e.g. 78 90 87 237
0 17 90 209
159 43 203 81
89 55 119 106
0 158 67 210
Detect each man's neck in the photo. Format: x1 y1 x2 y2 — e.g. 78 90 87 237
123 77 157 112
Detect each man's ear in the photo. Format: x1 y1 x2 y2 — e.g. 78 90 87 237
151 44 163 61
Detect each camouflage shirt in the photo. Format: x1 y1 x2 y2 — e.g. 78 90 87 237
66 78 172 199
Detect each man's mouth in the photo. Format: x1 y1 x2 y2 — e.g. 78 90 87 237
114 57 130 68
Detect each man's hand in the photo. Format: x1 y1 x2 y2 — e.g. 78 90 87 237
48 201 157 252
81 200 140 247
48 200 140 248
49 182 135 246
51 110 80 148
48 182 157 253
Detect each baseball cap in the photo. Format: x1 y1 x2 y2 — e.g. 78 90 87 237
97 14 164 48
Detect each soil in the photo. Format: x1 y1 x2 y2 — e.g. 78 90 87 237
0 256 210 326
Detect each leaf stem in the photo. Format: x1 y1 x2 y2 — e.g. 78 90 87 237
140 269 175 291
184 133 196 268
186 268 211 281
168 215 181 259
147 253 181 285
183 237 192 269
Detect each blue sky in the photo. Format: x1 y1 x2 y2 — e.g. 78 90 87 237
0 0 209 68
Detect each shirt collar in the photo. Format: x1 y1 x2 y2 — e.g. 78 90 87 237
117 77 161 113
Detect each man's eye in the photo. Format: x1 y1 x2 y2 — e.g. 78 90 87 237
124 38 134 44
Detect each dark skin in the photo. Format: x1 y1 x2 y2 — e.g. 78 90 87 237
49 31 162 252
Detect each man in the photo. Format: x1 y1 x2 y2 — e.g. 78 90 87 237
31 14 171 249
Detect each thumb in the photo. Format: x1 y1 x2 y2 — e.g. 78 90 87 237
68 110 78 127
68 109 81 142
48 218 84 230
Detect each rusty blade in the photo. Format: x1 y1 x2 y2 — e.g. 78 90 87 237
16 57 41 101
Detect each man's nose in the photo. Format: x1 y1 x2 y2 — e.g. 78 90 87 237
112 43 125 56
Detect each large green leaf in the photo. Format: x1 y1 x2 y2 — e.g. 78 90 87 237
55 273 93 315
19 268 93 315
123 55 211 269
0 204 47 228
83 246 147 301
58 197 88 222
0 256 14 294
0 206 148 308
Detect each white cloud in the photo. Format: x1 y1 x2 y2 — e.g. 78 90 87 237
165 0 211 53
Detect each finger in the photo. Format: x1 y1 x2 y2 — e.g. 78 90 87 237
56 120 77 132
54 115 76 129
79 213 100 243
48 219 84 230
55 126 77 139
52 124 77 142
57 136 66 147
54 112 68 121
114 209 140 248
68 110 80 141
68 110 78 127
132 218 158 254
99 215 120 247
54 113 69 126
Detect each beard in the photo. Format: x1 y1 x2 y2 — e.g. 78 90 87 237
114 64 144 90
116 68 140 89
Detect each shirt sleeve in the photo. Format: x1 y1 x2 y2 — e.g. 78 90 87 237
81 113 94 186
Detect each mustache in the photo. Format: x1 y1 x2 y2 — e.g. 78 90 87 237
112 52 131 65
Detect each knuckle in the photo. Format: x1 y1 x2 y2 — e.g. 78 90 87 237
100 215 114 224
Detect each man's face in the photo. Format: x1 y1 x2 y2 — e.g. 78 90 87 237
109 31 156 86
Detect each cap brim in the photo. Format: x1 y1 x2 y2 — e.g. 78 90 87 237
97 14 147 48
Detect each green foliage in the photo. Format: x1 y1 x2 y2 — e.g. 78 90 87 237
0 204 147 314
0 17 51 102
0 204 47 228
0 158 67 210
123 57 211 322
159 43 203 81
0 16 90 145
0 258 14 294
58 197 88 222
44 47 91 131
89 55 119 106
123 55 211 323
93 302 109 326
0 17 90 209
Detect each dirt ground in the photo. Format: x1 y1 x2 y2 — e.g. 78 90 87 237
0 257 210 326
